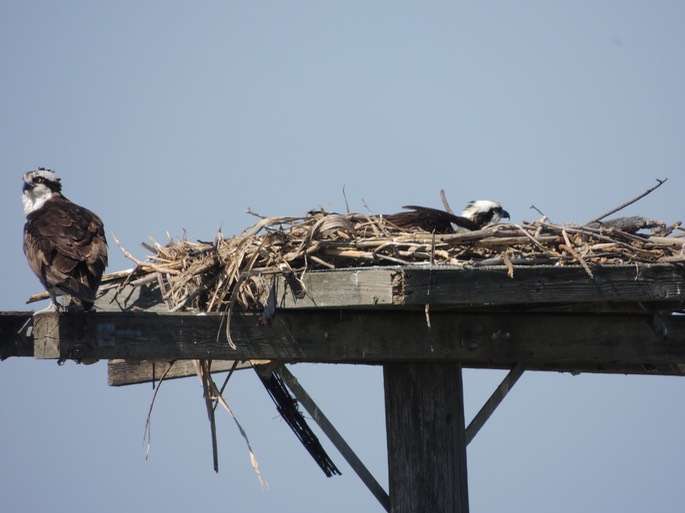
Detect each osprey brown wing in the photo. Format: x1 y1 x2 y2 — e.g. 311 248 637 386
23 195 107 307
385 205 480 233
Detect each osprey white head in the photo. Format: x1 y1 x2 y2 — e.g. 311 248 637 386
22 168 62 215
461 200 510 227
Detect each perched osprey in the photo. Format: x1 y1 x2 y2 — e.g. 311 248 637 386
385 200 510 233
22 168 108 311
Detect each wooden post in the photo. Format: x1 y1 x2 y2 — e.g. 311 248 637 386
384 362 469 513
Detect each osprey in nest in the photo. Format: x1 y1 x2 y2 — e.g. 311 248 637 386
385 200 510 233
22 168 108 311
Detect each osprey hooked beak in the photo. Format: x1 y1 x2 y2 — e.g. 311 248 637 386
494 206 510 222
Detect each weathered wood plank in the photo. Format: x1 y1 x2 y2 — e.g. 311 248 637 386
274 267 396 308
384 362 469 513
107 358 685 386
30 311 685 373
399 264 685 307
107 359 255 386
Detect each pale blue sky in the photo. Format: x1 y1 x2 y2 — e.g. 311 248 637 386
1 2 684 512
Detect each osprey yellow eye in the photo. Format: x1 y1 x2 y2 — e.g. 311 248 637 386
34 176 44 184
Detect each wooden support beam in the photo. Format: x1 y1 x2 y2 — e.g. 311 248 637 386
27 311 685 375
275 364 390 512
384 363 469 513
466 363 525 445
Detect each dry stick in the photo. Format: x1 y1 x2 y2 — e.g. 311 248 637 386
206 266 233 313
647 236 685 249
156 273 174 311
657 221 682 238
361 198 373 214
147 235 174 260
144 361 175 461
309 254 336 269
126 273 159 287
168 266 223 312
196 360 220 473
26 290 50 304
530 204 548 219
513 224 558 255
561 229 594 278
209 372 268 489
111 231 180 275
501 251 514 278
168 254 220 295
342 185 351 214
100 268 138 282
366 252 411 265
561 227 653 260
430 231 436 265
245 207 269 220
537 221 628 247
209 243 250 313
440 189 455 215
659 254 685 263
223 243 272 326
588 178 668 224
213 360 242 413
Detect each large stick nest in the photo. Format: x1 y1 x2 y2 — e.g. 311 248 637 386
106 207 685 313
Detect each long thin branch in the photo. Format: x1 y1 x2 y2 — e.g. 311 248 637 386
111 231 180 275
588 178 667 224
440 189 455 215
144 361 175 461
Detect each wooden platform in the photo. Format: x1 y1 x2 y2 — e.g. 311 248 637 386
3 263 685 513
4 264 684 375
